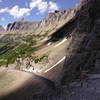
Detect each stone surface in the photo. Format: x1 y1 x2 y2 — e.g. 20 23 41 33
62 0 100 82
0 68 55 100
5 74 100 100
6 19 40 32
29 74 100 100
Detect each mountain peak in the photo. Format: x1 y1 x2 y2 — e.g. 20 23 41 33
6 9 77 33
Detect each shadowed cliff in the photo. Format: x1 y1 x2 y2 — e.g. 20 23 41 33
62 0 100 83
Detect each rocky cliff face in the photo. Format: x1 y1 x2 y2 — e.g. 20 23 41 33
6 9 77 34
62 0 100 82
7 19 40 32
0 25 5 31
40 9 76 26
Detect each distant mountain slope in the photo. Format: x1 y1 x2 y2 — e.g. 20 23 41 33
7 19 40 32
6 9 77 35
0 25 5 31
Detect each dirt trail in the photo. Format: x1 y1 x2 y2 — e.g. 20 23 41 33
0 68 55 100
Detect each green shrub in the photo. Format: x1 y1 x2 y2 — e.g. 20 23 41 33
0 61 7 66
34 53 48 63
0 43 37 65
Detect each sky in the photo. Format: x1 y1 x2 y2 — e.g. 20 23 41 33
0 0 80 27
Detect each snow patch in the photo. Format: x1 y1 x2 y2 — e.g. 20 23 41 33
44 56 66 73
47 42 52 46
54 38 67 48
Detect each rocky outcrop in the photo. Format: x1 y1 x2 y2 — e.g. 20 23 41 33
40 9 76 26
0 25 5 31
7 19 40 32
62 0 100 82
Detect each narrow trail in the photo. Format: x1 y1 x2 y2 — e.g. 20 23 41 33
1 71 100 100
44 56 66 73
0 68 56 100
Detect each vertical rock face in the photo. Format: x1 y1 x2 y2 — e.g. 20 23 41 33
62 0 100 82
0 25 5 31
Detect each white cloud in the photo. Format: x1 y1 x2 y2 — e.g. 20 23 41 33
0 6 30 18
0 0 59 18
30 0 41 9
29 0 59 14
0 8 8 13
29 0 48 13
38 1 48 13
8 5 31 18
49 1 59 12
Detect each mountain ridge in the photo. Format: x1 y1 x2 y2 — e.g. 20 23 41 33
6 8 77 35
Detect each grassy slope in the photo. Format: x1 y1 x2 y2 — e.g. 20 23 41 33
0 33 48 66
